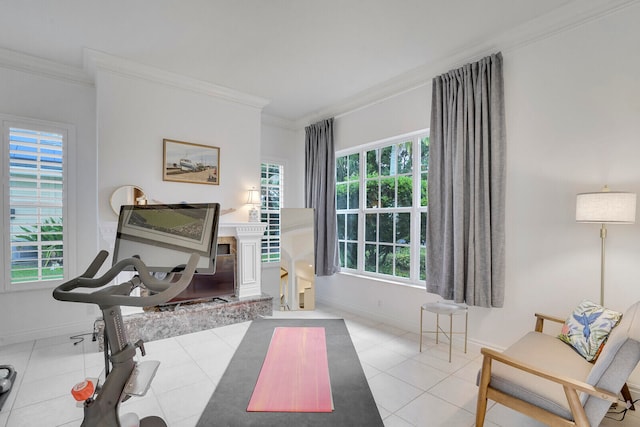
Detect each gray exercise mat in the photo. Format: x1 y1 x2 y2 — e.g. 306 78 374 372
197 318 384 426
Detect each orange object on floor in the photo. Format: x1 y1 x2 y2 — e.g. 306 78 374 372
71 379 95 401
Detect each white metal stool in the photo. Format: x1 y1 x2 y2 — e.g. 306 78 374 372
419 301 468 362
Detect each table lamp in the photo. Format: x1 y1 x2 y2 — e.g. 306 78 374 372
247 188 261 222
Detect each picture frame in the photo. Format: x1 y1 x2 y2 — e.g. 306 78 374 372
163 139 220 185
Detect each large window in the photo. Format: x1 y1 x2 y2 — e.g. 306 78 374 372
336 131 429 285
2 118 71 290
260 162 283 263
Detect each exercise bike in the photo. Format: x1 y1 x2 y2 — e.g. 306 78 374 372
53 249 199 427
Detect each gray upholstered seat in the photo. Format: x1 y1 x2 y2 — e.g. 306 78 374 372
476 301 640 427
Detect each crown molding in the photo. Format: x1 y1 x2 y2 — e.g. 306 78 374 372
83 48 270 110
295 0 639 129
0 47 93 86
489 0 639 54
261 113 297 130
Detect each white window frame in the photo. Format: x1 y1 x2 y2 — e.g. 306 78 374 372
336 129 428 287
260 160 284 265
1 114 77 293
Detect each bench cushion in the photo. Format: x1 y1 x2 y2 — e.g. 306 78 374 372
488 331 592 419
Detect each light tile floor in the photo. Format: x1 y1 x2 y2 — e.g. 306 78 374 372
0 303 638 426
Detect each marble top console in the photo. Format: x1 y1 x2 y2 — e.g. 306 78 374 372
95 221 271 348
96 294 273 350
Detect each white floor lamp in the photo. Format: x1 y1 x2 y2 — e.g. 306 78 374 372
575 185 636 306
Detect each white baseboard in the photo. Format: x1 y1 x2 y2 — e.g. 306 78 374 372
316 296 640 395
316 295 417 333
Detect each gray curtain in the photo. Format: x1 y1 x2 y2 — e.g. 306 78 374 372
305 118 340 276
426 52 506 308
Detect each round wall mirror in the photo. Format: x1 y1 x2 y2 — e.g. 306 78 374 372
110 185 147 215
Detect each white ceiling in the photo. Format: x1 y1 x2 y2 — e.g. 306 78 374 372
0 0 612 122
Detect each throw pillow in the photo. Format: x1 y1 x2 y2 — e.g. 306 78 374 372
558 299 622 362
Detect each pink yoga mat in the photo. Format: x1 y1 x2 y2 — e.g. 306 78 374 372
247 327 333 412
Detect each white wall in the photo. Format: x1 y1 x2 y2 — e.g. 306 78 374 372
0 66 98 344
95 70 263 229
316 4 640 386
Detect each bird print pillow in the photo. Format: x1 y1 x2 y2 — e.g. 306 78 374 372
558 299 622 362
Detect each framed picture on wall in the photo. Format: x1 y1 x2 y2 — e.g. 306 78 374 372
163 139 220 185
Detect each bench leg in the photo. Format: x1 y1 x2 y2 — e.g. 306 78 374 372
621 383 635 410
448 313 453 363
419 306 423 352
476 356 492 427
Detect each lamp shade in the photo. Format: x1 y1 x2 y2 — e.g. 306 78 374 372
576 189 637 224
247 188 260 205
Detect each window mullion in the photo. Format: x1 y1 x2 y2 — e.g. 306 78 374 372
410 136 420 282
358 148 365 272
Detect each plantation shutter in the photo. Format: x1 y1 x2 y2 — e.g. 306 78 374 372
261 162 283 263
9 127 64 284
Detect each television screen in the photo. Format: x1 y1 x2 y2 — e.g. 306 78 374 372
113 203 220 274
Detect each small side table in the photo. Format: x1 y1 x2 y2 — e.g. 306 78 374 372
420 301 468 362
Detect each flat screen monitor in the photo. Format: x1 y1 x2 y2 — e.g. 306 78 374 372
113 203 220 274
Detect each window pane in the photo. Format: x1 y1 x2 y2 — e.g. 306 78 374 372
337 213 346 240
365 214 376 242
421 136 430 171
11 266 38 283
366 149 378 177
336 183 348 210
395 246 410 278
379 245 393 275
397 176 412 207
366 180 379 208
267 188 280 207
379 213 393 243
364 244 377 272
380 178 395 208
420 247 426 281
395 213 410 244
397 141 412 174
348 154 359 179
380 146 392 176
421 172 428 207
336 155 347 182
268 164 280 175
420 212 427 246
338 241 346 267
348 182 359 209
346 242 358 269
346 213 358 241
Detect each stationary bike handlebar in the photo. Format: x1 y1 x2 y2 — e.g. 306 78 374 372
53 250 200 307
